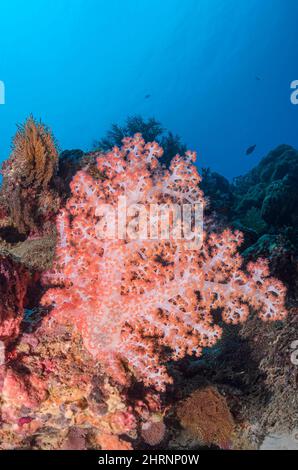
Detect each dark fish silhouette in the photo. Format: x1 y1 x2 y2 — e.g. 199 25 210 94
256 76 261 81
246 144 256 155
144 94 151 99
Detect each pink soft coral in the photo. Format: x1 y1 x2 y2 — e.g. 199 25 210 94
41 134 287 391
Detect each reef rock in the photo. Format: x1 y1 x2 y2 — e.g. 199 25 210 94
0 254 31 342
233 144 298 230
56 149 84 199
200 168 234 216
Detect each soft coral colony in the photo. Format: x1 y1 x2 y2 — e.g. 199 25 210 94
41 133 287 391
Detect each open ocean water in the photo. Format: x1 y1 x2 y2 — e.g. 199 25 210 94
1 0 298 179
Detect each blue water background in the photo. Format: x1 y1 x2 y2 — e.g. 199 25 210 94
0 0 298 179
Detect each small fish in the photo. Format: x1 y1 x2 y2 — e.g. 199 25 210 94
256 76 261 81
144 94 151 99
246 144 256 155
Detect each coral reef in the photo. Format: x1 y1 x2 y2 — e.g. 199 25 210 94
177 306 298 449
56 149 85 200
0 322 137 450
202 145 298 252
0 119 295 450
233 145 298 228
202 145 298 304
238 305 298 438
